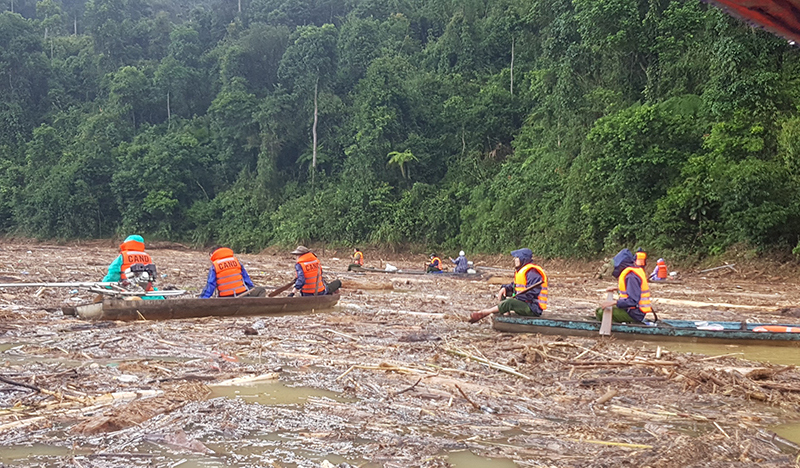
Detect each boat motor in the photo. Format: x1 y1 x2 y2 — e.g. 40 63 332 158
122 263 158 289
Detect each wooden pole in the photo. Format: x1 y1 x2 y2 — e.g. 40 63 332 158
600 291 614 336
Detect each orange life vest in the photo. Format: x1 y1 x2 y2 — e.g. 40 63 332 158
119 241 154 291
353 251 364 266
753 326 800 333
635 251 647 267
618 267 652 314
120 239 153 274
297 252 325 295
656 260 668 280
514 263 549 311
430 257 442 270
211 248 247 297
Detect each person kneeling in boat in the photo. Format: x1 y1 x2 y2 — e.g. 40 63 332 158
649 258 668 282
200 247 264 298
470 248 548 323
449 250 469 274
103 235 164 300
348 247 364 271
598 248 654 323
426 253 444 273
289 246 341 297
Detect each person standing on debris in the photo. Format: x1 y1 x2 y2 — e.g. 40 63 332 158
348 248 364 271
449 251 469 274
635 248 647 268
598 248 653 323
290 246 341 296
470 248 548 323
425 253 443 273
102 235 163 300
200 247 263 298
649 258 669 281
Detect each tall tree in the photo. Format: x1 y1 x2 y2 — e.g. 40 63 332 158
278 23 337 184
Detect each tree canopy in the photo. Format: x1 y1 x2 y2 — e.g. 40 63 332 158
1 0 799 257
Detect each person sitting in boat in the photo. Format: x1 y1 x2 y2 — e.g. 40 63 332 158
470 248 548 323
598 248 653 323
348 248 364 271
635 247 647 268
449 251 469 274
102 235 164 300
289 246 341 296
426 253 443 273
649 258 669 281
200 247 263 298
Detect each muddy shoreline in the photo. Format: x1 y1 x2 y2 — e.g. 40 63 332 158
0 242 799 467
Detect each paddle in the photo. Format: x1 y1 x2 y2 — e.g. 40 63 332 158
268 280 296 298
469 281 543 323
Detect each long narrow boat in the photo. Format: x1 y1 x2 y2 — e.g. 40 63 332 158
348 266 485 279
493 315 800 345
62 294 340 321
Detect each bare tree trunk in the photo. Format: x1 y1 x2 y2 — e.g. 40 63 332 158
312 75 319 187
167 92 171 129
461 126 466 159
238 0 241 13
510 37 515 96
74 17 77 35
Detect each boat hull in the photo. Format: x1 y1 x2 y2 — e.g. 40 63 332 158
64 294 340 321
348 266 483 278
493 315 800 345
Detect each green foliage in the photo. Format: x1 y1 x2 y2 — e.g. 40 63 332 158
387 149 417 179
112 121 213 237
1 0 800 260
0 12 50 146
566 96 703 252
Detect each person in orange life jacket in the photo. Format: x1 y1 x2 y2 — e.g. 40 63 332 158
289 246 341 297
649 258 669 281
348 248 364 271
598 248 653 323
635 248 647 268
199 247 257 298
426 253 443 273
475 248 548 318
102 235 164 300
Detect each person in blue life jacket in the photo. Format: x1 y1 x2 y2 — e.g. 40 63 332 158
470 248 548 323
200 246 265 298
449 251 469 274
597 248 654 323
102 235 164 300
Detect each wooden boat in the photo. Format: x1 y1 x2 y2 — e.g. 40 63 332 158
348 266 484 279
62 294 340 321
493 315 800 345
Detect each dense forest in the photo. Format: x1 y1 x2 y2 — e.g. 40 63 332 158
1 0 799 257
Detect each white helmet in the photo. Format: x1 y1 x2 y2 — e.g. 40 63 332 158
459 251 465 256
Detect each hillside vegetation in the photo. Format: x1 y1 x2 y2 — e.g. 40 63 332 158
2 0 799 257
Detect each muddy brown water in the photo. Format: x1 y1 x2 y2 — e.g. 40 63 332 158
0 379 522 468
208 380 351 405
4 242 800 467
642 341 800 366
